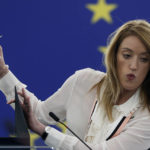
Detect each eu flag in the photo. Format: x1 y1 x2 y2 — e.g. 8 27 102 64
0 0 150 149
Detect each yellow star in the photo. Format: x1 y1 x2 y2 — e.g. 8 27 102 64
86 0 117 24
29 131 40 150
98 46 107 54
10 131 40 150
57 122 67 133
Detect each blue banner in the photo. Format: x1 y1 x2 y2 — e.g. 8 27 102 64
0 0 149 148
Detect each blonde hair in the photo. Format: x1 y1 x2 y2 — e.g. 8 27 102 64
98 19 150 121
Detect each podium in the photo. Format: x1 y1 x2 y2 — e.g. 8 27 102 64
0 87 30 150
0 87 53 150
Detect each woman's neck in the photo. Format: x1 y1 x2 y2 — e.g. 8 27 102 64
116 89 137 105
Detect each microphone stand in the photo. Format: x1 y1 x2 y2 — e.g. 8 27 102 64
49 112 92 150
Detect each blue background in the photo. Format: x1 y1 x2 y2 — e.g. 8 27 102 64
0 0 150 148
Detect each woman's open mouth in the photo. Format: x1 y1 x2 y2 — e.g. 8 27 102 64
127 74 136 80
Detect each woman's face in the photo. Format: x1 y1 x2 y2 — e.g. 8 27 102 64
117 35 150 92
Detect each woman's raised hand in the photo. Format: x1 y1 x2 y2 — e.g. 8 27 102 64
0 46 9 78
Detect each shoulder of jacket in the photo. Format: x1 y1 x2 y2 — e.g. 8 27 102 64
75 68 105 78
74 68 106 89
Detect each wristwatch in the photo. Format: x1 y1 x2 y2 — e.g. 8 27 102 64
41 126 51 141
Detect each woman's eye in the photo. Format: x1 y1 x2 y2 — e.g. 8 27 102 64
123 54 131 59
140 57 149 62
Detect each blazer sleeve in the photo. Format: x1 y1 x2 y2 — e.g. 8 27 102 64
0 70 78 125
0 68 105 125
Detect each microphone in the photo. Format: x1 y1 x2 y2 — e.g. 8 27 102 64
49 112 92 150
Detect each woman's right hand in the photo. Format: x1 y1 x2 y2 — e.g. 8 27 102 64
7 88 46 136
0 46 9 78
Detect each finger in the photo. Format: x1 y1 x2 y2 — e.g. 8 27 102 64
20 99 31 114
7 99 15 104
17 91 28 106
22 88 26 96
19 100 26 110
0 45 3 57
0 46 5 64
18 88 29 101
0 46 4 59
22 89 32 107
22 88 30 101
18 89 31 110
17 91 24 97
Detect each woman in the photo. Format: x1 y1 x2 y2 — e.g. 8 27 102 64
0 19 150 150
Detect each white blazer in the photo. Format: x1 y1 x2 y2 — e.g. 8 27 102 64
0 68 150 150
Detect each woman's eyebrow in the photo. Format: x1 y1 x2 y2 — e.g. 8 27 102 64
121 48 150 55
121 48 133 52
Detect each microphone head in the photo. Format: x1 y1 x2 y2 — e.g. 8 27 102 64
49 112 60 122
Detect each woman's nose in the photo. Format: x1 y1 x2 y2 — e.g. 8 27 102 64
129 59 138 71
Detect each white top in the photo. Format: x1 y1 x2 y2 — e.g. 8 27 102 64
0 68 150 150
85 89 140 144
